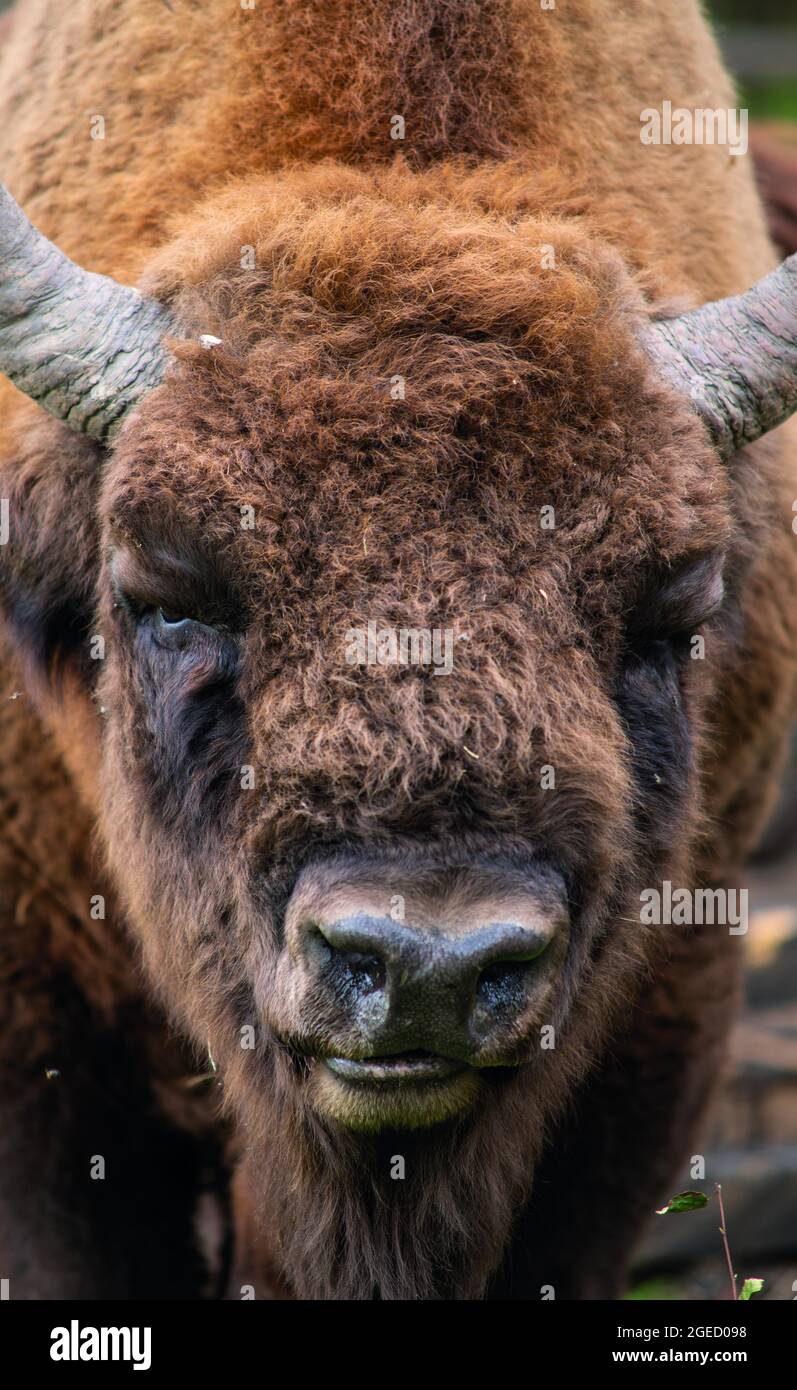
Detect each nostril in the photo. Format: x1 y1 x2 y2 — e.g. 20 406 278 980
472 920 555 1015
476 959 534 1013
308 923 387 999
333 950 386 998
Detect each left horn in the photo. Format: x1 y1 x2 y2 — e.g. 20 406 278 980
0 183 174 441
646 253 797 459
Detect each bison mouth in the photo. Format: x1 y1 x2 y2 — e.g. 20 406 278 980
309 1049 483 1131
324 1050 465 1084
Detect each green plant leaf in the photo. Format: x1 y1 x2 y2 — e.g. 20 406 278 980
739 1278 764 1301
655 1190 709 1215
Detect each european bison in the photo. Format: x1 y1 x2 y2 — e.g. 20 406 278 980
1 0 796 1300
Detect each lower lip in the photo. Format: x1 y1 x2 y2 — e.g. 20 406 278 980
324 1054 465 1085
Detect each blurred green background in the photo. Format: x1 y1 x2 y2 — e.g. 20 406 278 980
711 0 797 121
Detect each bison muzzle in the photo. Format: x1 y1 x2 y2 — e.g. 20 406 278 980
275 853 569 1130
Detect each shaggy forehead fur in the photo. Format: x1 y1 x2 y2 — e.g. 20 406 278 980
102 166 729 861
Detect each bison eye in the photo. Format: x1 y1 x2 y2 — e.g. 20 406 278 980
149 605 213 649
157 606 191 628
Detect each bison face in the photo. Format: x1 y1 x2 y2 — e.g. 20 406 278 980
0 179 734 1294
97 452 725 1141
85 193 730 1157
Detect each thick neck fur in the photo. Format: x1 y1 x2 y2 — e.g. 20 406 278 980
0 1 769 301
242 1053 544 1300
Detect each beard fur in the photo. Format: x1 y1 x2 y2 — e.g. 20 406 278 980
237 1053 543 1300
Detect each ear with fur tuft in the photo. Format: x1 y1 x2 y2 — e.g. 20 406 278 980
624 553 726 656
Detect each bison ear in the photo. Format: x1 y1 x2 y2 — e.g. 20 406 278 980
648 553 725 637
625 553 725 653
0 181 181 687
0 415 102 688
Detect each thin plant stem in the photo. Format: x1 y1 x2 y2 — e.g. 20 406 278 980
715 1183 737 1301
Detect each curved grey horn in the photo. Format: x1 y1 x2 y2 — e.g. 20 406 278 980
0 184 174 441
646 253 797 459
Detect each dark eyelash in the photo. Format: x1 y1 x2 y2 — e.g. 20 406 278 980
113 579 244 639
113 584 203 629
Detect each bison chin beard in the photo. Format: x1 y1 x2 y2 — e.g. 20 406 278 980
235 1050 544 1300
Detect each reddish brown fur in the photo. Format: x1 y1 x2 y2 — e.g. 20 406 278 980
0 1 796 1299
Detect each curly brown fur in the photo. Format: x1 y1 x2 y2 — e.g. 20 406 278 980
1 0 796 1301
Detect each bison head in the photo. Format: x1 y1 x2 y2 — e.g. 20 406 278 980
1 165 792 1297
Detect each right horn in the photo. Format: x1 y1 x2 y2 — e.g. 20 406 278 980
0 183 175 442
645 253 797 459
